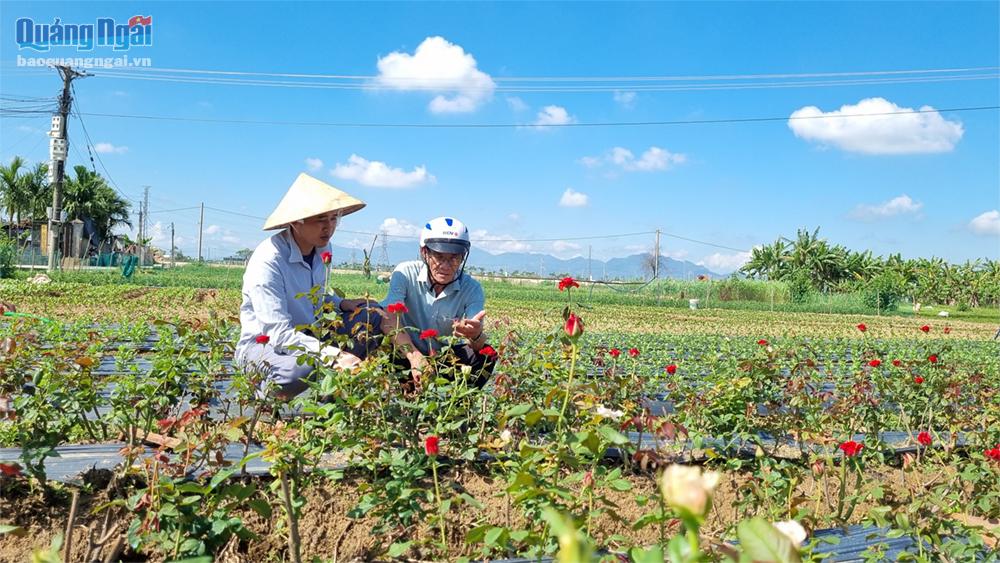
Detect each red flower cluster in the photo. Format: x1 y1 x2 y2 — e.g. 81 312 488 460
479 345 497 357
609 348 621 358
0 462 21 477
868 359 881 368
928 354 938 364
856 323 867 333
558 277 580 291
320 250 333 265
917 431 932 446
839 440 864 457
920 325 931 333
757 339 769 346
665 364 677 375
892 359 902 367
386 302 408 314
564 313 584 338
914 376 925 384
419 329 439 340
425 435 439 456
985 446 1000 462
628 347 640 358
255 334 270 344
943 326 951 334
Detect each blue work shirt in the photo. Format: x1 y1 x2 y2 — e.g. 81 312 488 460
381 260 485 355
236 229 341 363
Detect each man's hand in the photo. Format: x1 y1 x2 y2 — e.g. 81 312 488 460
334 351 362 370
453 310 486 340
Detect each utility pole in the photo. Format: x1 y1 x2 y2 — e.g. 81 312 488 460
170 222 175 268
197 202 204 262
139 185 149 266
588 245 592 281
653 229 661 279
47 65 89 271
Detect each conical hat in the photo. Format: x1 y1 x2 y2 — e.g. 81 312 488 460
263 173 366 230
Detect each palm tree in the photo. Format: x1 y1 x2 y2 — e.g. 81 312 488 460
63 165 132 244
21 163 51 223
0 156 26 236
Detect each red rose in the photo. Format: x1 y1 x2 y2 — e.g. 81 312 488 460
425 435 439 456
757 339 769 346
868 359 881 368
0 462 22 477
928 354 938 364
564 313 584 339
892 359 902 367
920 325 930 333
558 277 580 291
255 334 270 344
320 251 333 264
913 376 924 384
419 329 439 340
985 447 1000 462
628 347 639 358
665 364 677 375
943 326 951 335
856 323 867 333
386 302 408 314
917 431 932 446
838 440 864 457
479 345 497 357
609 348 621 358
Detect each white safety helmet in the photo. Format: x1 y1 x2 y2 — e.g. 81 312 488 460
420 217 471 256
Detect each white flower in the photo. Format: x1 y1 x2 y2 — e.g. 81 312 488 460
499 429 512 446
660 464 721 520
773 520 807 548
595 405 624 420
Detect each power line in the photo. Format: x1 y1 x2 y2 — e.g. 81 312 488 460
148 206 201 214
26 63 997 81
69 84 135 203
82 70 1000 93
74 105 1000 130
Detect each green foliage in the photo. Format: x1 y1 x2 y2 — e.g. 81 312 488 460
862 272 904 312
0 234 17 278
787 269 813 304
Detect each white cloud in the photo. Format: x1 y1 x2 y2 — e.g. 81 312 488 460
375 36 495 114
304 157 324 172
697 251 751 273
506 96 528 112
849 194 923 221
378 217 421 238
111 90 128 97
94 142 127 154
551 240 582 253
788 97 964 154
969 210 1000 236
613 91 637 109
559 188 589 208
582 146 686 172
148 221 185 248
532 105 575 128
470 229 532 254
507 213 520 221
205 224 221 235
331 154 435 188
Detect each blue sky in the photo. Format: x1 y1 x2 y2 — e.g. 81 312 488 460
1 1 997 272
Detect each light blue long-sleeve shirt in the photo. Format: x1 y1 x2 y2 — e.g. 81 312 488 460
235 229 341 363
380 260 485 355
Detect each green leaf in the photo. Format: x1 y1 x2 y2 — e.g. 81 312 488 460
387 541 412 557
0 525 26 537
598 426 630 446
608 479 632 492
630 544 665 563
505 403 532 417
484 526 506 546
737 517 801 563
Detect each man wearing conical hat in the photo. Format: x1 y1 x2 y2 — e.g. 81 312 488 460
236 173 371 398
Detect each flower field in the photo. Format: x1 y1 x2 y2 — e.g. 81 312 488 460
1 276 998 562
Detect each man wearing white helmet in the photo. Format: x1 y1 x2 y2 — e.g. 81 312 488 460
379 216 496 385
236 173 375 399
